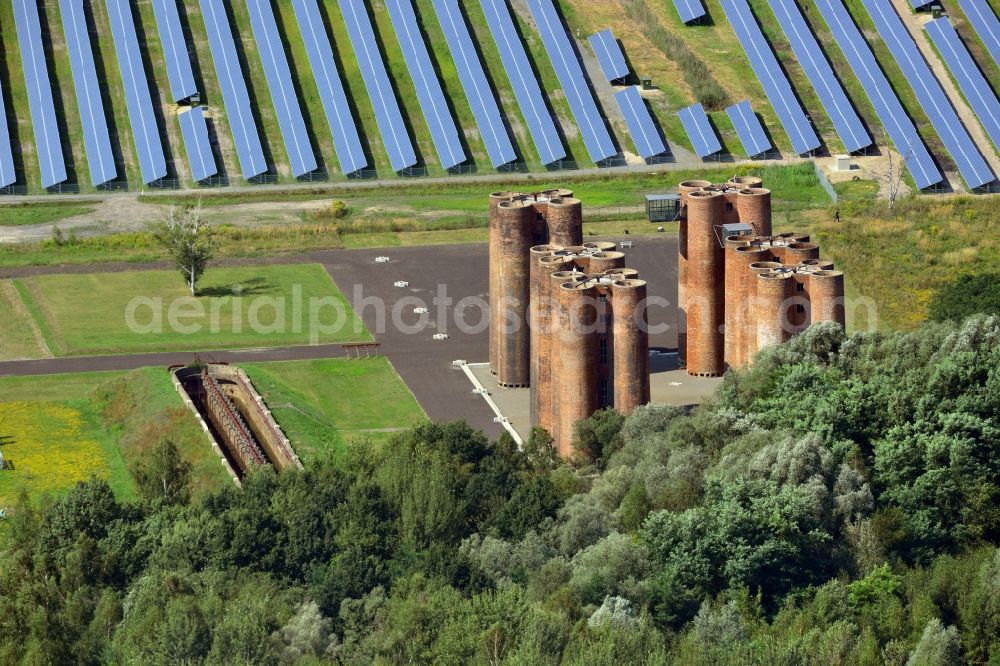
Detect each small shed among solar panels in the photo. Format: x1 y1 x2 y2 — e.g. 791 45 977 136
645 194 680 222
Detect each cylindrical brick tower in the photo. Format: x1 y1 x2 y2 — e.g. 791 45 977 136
736 188 772 236
728 175 763 189
611 279 649 415
746 261 783 360
546 197 584 247
756 272 794 352
489 192 521 375
677 181 711 369
555 281 599 457
529 245 556 418
587 251 626 274
685 190 726 377
531 257 573 427
492 199 536 387
536 270 586 441
785 242 820 263
810 270 846 328
726 243 770 369
584 241 617 252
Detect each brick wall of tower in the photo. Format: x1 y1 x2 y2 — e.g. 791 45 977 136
555 282 599 458
611 279 650 415
492 200 536 387
685 191 726 377
677 181 711 368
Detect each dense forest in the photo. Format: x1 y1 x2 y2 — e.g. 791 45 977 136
2 316 999 664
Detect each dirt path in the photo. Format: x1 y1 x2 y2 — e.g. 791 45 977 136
0 280 53 358
890 0 1000 181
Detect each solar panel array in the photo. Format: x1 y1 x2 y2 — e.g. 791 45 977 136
385 0 466 170
0 96 15 187
958 0 1000 69
13 0 67 189
766 0 871 153
926 18 1000 157
151 0 199 102
589 29 628 82
527 0 616 163
106 0 168 184
478 0 565 165
813 0 942 190
861 0 994 188
431 0 516 168
727 100 771 157
720 0 820 156
178 107 218 182
291 0 367 176
615 87 666 159
337 0 417 173
673 0 706 24
59 0 117 187
199 0 267 180
678 103 721 157
245 0 317 177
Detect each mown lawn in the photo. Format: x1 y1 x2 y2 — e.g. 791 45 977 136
12 264 368 356
0 280 47 361
241 357 426 463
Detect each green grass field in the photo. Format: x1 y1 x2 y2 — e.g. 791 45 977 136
0 368 235 505
11 264 368 356
0 202 95 227
242 357 426 463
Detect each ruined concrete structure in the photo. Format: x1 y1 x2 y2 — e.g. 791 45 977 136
678 177 846 377
489 191 650 457
175 364 303 481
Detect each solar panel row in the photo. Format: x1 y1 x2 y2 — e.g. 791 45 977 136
727 100 771 157
106 0 168 184
925 18 1000 158
151 0 199 102
199 0 268 180
13 0 67 189
245 0 317 177
910 0 934 8
860 0 994 188
528 0 616 163
0 96 16 188
720 0 820 156
59 0 117 187
291 0 367 176
478 0 565 165
588 29 628 82
337 0 417 173
615 87 665 159
677 103 721 157
766 0 871 153
431 0 516 168
813 0 941 190
673 0 706 24
958 0 1000 70
385 0 465 170
178 107 218 182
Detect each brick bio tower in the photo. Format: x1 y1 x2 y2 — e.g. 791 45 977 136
489 191 651 457
678 178 846 377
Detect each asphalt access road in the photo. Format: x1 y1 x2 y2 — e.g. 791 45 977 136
0 236 679 439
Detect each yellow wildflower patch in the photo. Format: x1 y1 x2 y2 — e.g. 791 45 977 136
0 402 108 505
